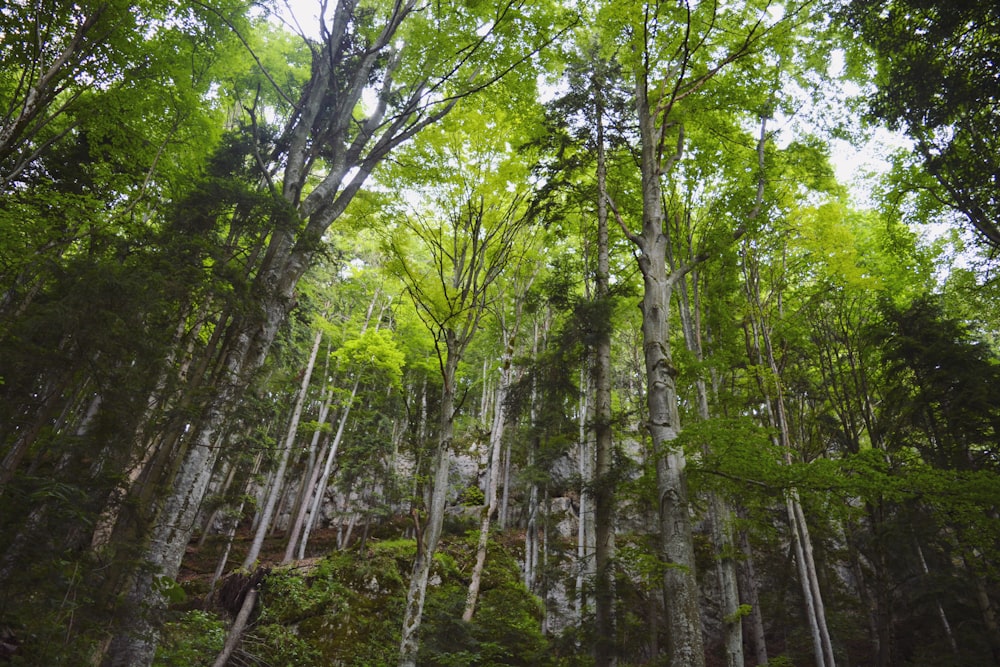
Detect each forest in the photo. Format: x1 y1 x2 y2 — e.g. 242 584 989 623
1 0 999 665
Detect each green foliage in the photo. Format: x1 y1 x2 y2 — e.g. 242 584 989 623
418 536 550 667
843 0 1000 247
245 624 322 667
152 575 188 606
334 328 406 388
723 604 754 625
458 485 486 507
180 537 555 667
154 610 226 667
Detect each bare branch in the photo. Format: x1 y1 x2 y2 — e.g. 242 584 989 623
605 193 641 246
190 0 300 110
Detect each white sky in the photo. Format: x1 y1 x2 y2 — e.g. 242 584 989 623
269 3 904 209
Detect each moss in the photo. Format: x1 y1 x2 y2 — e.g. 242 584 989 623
226 535 556 666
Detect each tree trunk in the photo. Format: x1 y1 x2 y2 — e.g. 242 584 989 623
198 459 237 549
736 521 769 667
298 379 360 559
576 366 594 621
525 471 540 592
207 330 324 667
678 258 744 667
631 73 705 667
102 236 312 667
282 386 334 563
463 336 515 621
592 67 617 667
208 453 263 594
498 433 513 531
211 586 258 667
398 349 459 667
743 242 836 667
787 493 827 667
242 329 323 569
915 542 958 656
965 553 1000 664
793 498 836 667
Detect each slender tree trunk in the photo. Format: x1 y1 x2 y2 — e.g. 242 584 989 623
298 380 360 559
463 336 515 621
736 522 769 667
242 329 322 569
208 453 262 594
628 74 705 667
399 350 459 667
915 541 958 656
0 367 76 486
206 329 325 667
678 261 744 667
524 319 545 594
211 586 257 667
198 460 237 549
576 365 593 621
498 433 513 531
282 387 334 563
793 498 836 667
592 67 617 667
743 243 835 667
787 493 827 667
295 293 381 558
525 471 539 591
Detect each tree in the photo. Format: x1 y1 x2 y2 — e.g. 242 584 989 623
98 3 566 664
844 0 1000 248
534 41 633 663
387 108 538 665
598 1 786 663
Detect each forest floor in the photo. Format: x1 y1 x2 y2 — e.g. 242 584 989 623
176 527 344 604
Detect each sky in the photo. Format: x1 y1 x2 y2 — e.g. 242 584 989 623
269 0 905 210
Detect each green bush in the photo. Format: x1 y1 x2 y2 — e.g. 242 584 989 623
174 536 555 666
153 610 226 666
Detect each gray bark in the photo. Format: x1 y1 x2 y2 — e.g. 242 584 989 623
242 329 322 569
293 292 381 560
211 586 258 667
282 386 333 563
209 453 263 593
298 378 360 559
398 349 459 667
737 521 769 666
463 329 517 621
592 66 617 667
628 68 705 667
576 367 594 620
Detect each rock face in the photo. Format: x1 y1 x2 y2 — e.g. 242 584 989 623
199 422 739 651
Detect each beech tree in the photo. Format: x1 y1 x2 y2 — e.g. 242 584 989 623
6 0 570 663
386 104 539 664
596 1 796 663
844 0 1000 249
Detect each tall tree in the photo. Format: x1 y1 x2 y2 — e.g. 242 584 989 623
843 0 1000 248
599 1 788 663
100 3 565 664
388 110 537 664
